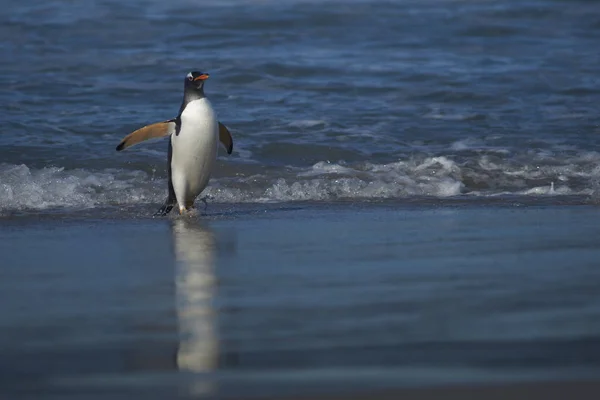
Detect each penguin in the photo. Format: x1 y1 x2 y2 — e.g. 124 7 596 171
115 71 234 216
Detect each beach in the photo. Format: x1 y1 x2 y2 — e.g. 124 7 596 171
3 0 600 398
2 202 600 399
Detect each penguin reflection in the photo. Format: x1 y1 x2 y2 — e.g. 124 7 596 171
172 219 218 395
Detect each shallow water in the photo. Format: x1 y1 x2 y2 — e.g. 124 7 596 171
2 205 600 399
2 0 600 214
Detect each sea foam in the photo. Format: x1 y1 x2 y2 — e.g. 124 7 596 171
1 152 597 213
0 164 163 212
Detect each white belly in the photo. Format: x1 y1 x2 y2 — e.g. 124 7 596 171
170 98 219 207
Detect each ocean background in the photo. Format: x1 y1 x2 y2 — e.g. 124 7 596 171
2 0 600 213
2 0 600 398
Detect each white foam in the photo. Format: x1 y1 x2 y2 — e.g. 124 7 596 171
288 120 328 128
0 164 163 213
297 161 355 177
519 184 574 196
450 138 480 151
1 151 599 213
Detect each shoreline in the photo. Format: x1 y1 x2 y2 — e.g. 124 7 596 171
2 203 600 399
245 380 600 400
0 194 598 222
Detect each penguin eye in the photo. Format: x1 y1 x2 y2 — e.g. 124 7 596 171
188 75 194 81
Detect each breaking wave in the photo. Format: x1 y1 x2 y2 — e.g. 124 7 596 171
1 152 599 213
0 164 164 212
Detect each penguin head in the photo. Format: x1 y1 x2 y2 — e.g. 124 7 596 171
185 71 209 91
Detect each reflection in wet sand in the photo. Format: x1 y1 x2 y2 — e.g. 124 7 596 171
172 219 218 397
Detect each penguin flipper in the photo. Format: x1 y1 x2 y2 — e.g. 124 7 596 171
153 182 176 217
153 139 177 217
218 122 234 155
116 119 176 151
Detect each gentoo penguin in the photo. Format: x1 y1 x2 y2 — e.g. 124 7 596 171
115 71 234 216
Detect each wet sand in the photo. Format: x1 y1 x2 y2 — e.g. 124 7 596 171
2 202 600 399
252 380 600 400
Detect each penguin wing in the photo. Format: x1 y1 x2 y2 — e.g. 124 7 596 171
116 119 176 151
218 122 234 155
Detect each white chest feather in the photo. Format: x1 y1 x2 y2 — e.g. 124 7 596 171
170 98 219 204
180 98 218 135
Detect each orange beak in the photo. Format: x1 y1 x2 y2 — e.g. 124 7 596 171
193 73 210 81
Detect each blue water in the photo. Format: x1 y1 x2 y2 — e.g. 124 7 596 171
3 205 600 399
2 1 600 398
2 0 600 215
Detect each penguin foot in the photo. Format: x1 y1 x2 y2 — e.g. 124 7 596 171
153 203 174 217
178 205 199 217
